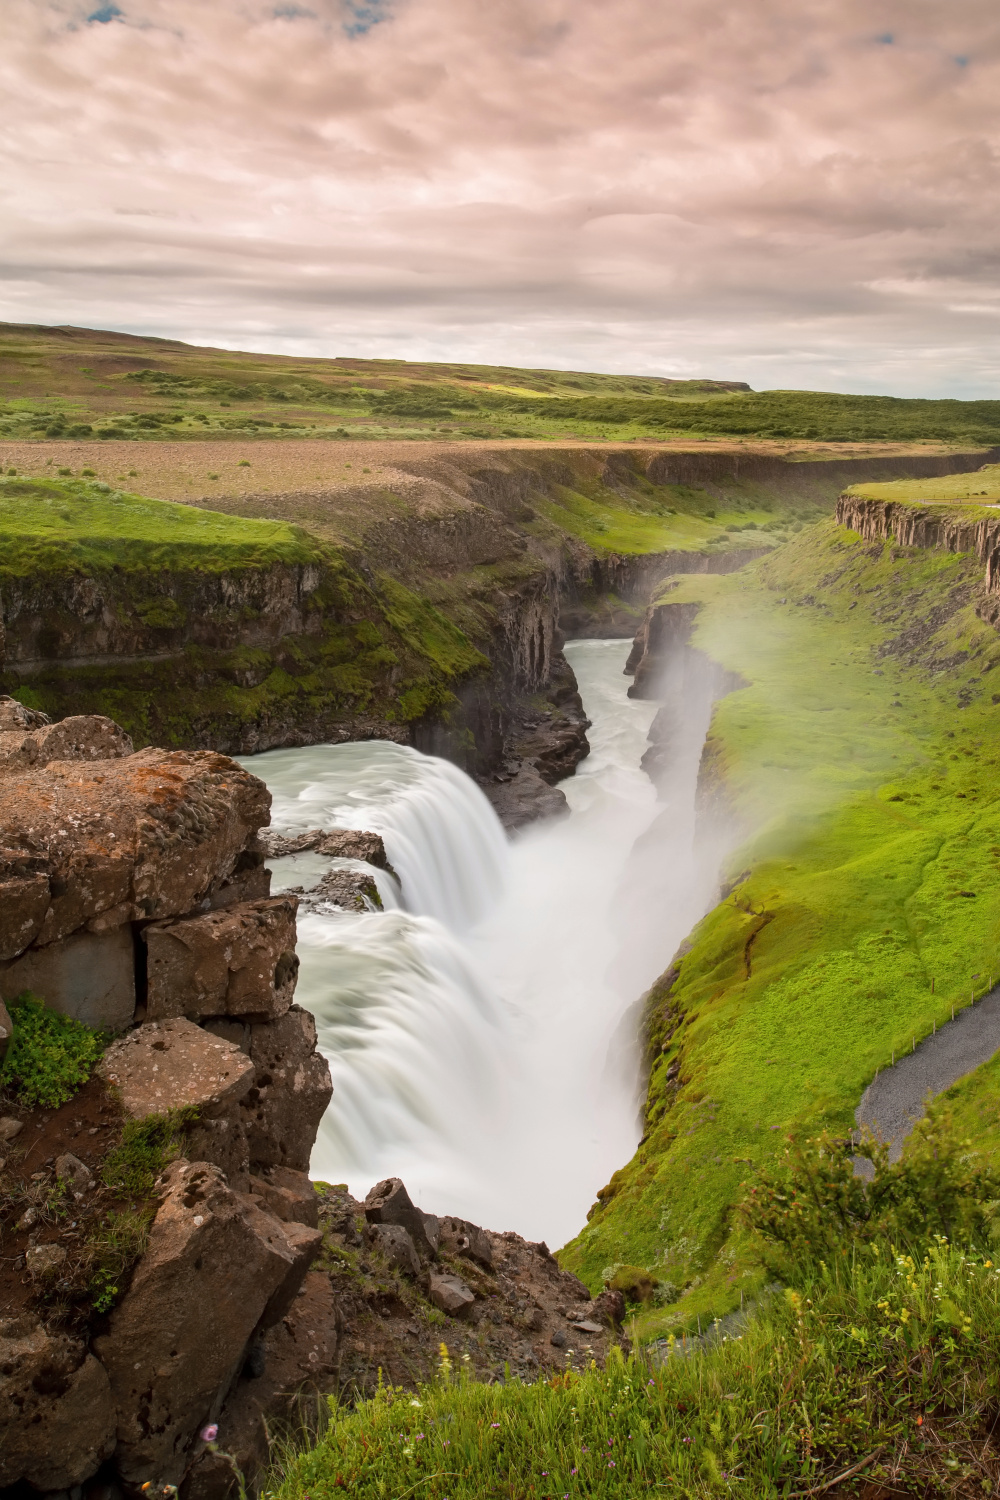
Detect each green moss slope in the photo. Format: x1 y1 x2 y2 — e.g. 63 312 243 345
0 474 323 574
561 519 1000 1334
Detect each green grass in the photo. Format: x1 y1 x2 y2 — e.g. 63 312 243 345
0 992 106 1107
844 463 1000 506
275 1238 1000 1499
0 474 323 576
530 481 786 556
933 1051 1000 1171
100 1110 197 1197
561 519 1000 1334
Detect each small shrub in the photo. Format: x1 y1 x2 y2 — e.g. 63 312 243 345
609 1264 660 1304
742 1106 1000 1278
0 993 105 1108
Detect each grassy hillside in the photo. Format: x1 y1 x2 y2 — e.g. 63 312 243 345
275 1226 1000 1499
561 518 1000 1337
2 321 1000 445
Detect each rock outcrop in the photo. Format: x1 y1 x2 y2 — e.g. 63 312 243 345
0 708 335 1499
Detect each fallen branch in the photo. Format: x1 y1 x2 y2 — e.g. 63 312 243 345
787 1446 883 1498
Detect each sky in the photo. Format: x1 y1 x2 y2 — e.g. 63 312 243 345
1 0 998 395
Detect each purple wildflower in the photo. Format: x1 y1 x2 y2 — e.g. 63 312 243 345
199 1425 219 1444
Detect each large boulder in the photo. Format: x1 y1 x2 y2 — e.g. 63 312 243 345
179 1271 342 1500
427 1269 476 1318
367 1221 420 1277
0 747 270 959
94 1160 320 1486
438 1215 494 1271
144 896 299 1022
0 1316 116 1491
241 1006 332 1172
364 1177 439 1262
0 713 133 772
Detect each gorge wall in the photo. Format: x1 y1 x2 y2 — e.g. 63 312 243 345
836 491 1000 629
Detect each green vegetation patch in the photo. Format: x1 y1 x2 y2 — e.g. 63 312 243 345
0 475 323 576
0 993 105 1108
844 463 1000 507
563 519 1000 1334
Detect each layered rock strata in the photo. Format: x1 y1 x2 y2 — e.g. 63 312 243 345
836 490 1000 631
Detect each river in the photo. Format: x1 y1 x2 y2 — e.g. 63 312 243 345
243 638 716 1246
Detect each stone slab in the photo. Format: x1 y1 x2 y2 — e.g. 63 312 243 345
0 924 136 1030
98 1017 256 1119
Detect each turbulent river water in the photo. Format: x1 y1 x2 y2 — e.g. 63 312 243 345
242 639 717 1246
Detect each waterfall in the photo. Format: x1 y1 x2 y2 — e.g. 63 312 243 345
259 741 508 931
240 640 718 1245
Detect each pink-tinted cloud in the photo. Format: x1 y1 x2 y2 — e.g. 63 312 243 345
1 0 998 392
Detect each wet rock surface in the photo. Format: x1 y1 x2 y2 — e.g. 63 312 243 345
296 867 384 913
482 661 591 830
260 826 392 868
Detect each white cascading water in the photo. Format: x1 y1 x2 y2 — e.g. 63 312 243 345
242 639 718 1247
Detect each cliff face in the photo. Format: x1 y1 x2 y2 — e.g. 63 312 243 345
647 446 1000 491
1 561 325 669
835 493 1000 628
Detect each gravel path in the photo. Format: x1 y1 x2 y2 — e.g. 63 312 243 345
855 988 1000 1161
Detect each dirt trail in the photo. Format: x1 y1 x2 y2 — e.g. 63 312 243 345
855 987 1000 1160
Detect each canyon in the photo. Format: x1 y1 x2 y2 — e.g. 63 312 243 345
5 424 1000 1497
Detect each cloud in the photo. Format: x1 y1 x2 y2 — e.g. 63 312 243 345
0 0 998 393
